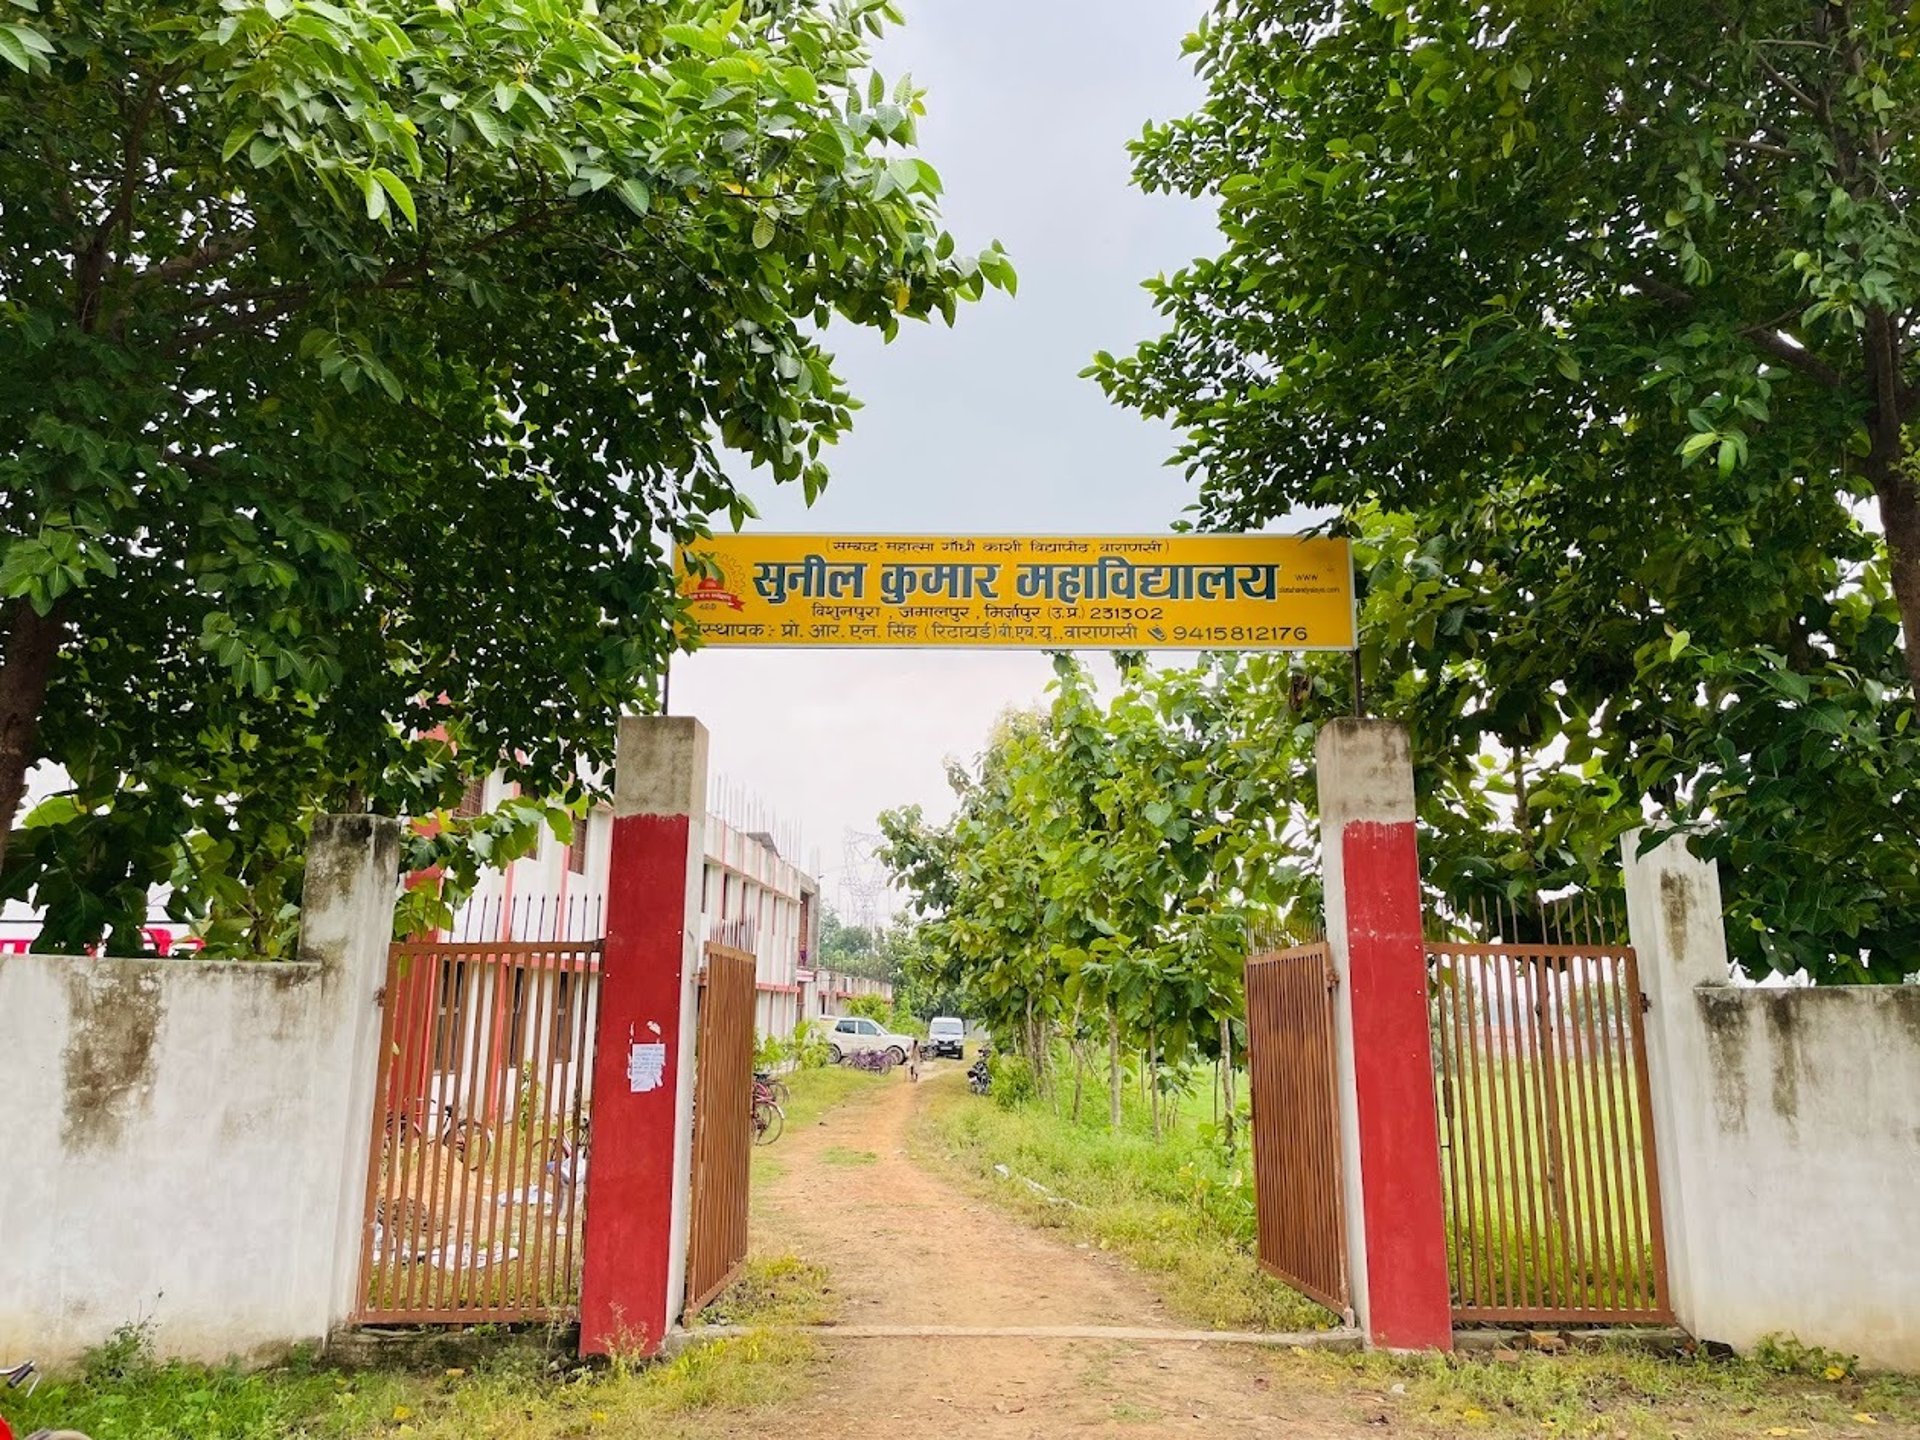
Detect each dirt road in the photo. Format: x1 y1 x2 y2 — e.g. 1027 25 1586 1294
747 1068 1348 1438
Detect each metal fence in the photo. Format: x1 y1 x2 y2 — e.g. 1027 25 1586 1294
1428 940 1671 1324
683 942 758 1319
1245 942 1350 1317
355 939 600 1323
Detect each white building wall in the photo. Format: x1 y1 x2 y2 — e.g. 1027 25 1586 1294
1625 831 1920 1372
0 816 400 1365
443 781 878 1047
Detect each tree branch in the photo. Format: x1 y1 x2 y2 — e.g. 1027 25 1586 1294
1635 277 1847 389
1751 46 1820 114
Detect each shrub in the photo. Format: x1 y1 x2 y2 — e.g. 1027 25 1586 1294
986 1052 1037 1109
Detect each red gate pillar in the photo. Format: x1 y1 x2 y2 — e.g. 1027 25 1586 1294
580 716 708 1357
1317 718 1452 1351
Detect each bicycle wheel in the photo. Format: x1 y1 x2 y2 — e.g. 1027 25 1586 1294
752 1099 785 1146
452 1120 492 1172
767 1077 792 1108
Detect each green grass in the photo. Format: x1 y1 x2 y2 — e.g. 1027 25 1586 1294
1289 1342 1920 1437
767 1063 883 1132
1435 1049 1663 1316
696 1254 837 1328
819 1145 878 1166
1 1321 817 1440
913 1072 1333 1333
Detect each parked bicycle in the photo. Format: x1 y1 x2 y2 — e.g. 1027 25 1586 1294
751 1074 785 1146
382 1103 493 1172
2 1360 91 1440
845 1048 896 1075
541 1111 591 1186
753 1069 792 1109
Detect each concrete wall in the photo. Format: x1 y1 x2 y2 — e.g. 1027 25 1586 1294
0 815 401 1366
1625 832 1920 1372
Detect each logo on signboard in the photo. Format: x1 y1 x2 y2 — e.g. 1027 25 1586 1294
685 567 745 612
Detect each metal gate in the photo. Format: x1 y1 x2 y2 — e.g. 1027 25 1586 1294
355 939 600 1323
1244 943 1350 1317
1429 939 1671 1323
682 941 757 1319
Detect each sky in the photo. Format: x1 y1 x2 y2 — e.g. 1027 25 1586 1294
671 0 1222 914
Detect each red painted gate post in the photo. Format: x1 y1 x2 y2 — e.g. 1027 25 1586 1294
580 716 708 1357
1316 718 1452 1351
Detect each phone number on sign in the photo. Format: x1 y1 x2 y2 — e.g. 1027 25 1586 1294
1171 625 1316 644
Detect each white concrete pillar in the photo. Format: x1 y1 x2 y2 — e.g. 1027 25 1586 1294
1620 828 1729 1343
300 812 403 1335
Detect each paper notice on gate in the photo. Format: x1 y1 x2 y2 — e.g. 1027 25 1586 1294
627 1041 667 1093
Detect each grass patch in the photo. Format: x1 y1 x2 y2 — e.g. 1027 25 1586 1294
1289 1344 1920 1437
4 1323 815 1440
913 1073 1332 1333
820 1146 878 1166
770 1064 884 1132
696 1255 837 1328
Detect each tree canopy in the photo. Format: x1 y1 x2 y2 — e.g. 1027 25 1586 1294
1090 0 1920 980
0 0 1011 950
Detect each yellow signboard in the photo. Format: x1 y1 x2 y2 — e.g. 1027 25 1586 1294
675 533 1354 650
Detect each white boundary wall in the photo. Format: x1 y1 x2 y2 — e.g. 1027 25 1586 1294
0 816 400 1366
1625 831 1920 1371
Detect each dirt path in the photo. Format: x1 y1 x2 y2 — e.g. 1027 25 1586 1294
748 1067 1345 1438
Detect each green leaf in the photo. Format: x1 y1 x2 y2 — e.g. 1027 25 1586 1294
614 177 652 216
372 168 417 227
359 170 389 224
752 211 776 249
778 66 819 103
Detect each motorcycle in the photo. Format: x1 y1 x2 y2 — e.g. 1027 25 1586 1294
2 1361 90 1440
966 1051 992 1096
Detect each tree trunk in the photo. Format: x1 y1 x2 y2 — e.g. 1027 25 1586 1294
1220 1013 1237 1153
1148 1026 1161 1141
1107 1002 1122 1131
0 599 65 872
1875 469 1920 705
1862 304 1920 706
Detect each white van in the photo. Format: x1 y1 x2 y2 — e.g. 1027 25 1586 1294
926 1016 966 1060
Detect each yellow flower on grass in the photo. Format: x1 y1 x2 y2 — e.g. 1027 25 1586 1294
1823 1364 1848 1381
391 1405 413 1422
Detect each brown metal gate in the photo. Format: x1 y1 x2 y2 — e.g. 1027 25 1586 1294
683 941 757 1318
356 939 601 1323
1244 943 1350 1317
1429 940 1671 1324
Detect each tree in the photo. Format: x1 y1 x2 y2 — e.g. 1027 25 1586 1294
1092 0 1920 979
1097 0 1920 694
0 0 1011 943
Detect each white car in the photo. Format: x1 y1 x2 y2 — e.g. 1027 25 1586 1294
825 1015 915 1066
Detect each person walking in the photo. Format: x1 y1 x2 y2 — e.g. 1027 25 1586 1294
908 1035 921 1083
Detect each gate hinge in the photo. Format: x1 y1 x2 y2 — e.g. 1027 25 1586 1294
1640 990 1652 1014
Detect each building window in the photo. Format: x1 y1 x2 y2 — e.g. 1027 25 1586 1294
455 776 486 818
567 822 588 875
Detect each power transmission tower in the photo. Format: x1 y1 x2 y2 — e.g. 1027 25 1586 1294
841 830 890 934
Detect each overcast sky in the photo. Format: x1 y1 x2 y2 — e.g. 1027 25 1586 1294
672 0 1221 914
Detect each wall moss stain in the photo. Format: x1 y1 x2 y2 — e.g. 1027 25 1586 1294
1657 869 1698 961
61 963 166 1152
1759 994 1802 1128
1695 989 1750 1133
